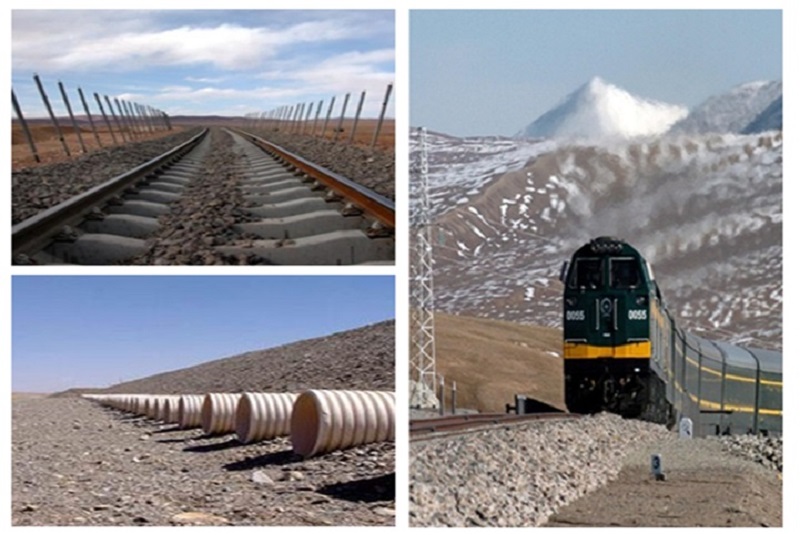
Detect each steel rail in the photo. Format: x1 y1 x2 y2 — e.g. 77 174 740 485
410 412 579 441
12 129 208 258
228 128 395 229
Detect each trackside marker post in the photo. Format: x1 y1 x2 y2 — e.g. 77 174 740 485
651 454 665 481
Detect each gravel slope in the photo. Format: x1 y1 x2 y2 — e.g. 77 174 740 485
410 413 781 527
16 320 395 526
88 320 394 395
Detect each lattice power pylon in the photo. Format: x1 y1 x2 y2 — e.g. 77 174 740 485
410 127 439 409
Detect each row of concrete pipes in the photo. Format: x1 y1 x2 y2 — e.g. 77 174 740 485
83 390 394 458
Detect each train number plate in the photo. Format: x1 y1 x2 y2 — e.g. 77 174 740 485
566 310 585 321
628 309 647 320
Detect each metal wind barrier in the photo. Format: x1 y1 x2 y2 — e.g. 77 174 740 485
12 73 172 163
242 83 394 150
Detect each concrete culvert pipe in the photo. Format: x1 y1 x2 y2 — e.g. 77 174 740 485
178 395 205 429
235 392 298 444
202 393 242 435
291 390 395 458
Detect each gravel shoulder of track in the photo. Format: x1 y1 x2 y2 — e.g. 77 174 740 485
12 397 394 526
409 413 781 527
12 128 201 224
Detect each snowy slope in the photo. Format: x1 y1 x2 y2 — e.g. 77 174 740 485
669 81 782 135
410 130 782 351
519 77 688 141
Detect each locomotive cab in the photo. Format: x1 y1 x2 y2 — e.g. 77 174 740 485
561 237 662 418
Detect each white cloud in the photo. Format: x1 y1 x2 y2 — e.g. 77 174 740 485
13 17 362 72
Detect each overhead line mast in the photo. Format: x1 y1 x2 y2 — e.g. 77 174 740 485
410 127 439 409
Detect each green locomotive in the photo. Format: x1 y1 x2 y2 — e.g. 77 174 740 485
561 237 781 436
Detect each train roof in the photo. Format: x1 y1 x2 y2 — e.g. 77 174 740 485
685 332 781 374
573 236 643 258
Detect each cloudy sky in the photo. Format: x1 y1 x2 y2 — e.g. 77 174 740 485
12 10 394 118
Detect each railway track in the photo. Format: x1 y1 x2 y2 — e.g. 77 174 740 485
410 412 579 442
12 127 395 265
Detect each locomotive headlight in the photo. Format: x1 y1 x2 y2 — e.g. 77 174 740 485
636 296 647 306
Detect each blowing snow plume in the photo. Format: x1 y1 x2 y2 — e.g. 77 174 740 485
519 77 688 141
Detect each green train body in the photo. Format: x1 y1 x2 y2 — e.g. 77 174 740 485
561 237 782 436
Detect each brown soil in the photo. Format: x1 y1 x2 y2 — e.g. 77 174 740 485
250 118 394 152
422 311 563 412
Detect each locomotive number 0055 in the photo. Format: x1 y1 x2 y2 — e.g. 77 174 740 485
628 309 647 320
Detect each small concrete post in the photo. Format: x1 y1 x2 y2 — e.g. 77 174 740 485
438 375 445 416
451 381 457 414
651 454 666 481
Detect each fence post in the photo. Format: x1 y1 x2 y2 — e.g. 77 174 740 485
138 103 153 133
148 106 160 131
11 89 40 163
294 103 305 133
33 73 71 158
114 98 135 140
300 101 313 135
122 101 139 135
312 100 323 136
321 96 336 139
78 87 102 148
58 81 87 153
348 90 366 144
163 111 172 131
334 92 350 141
104 95 127 142
371 83 393 150
94 92 118 145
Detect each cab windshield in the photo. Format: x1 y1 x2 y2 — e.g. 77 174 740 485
570 258 602 289
610 257 642 289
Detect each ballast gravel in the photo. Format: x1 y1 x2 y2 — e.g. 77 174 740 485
410 413 782 527
12 128 201 224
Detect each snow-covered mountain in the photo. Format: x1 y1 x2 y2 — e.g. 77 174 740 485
410 129 782 351
742 96 782 134
518 77 688 141
669 81 782 135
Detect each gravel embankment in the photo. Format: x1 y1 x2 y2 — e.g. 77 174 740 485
15 321 395 526
409 413 672 527
410 412 783 527
247 129 395 201
717 434 782 473
13 397 394 526
12 128 201 224
90 320 394 395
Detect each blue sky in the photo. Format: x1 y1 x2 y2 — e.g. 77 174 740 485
12 276 395 393
411 10 782 136
11 10 394 118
